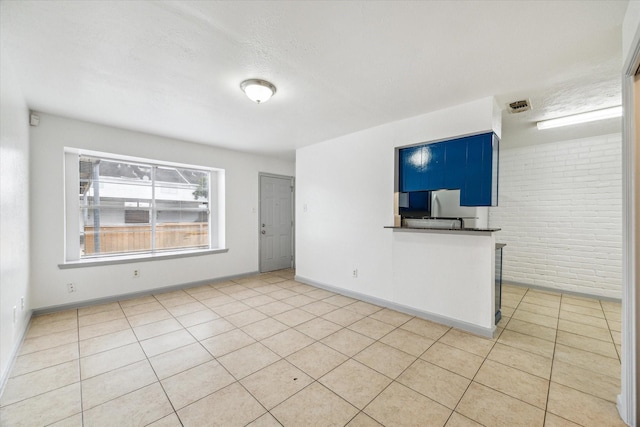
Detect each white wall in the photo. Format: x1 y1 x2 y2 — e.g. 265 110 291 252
0 51 31 382
489 133 623 298
296 96 497 300
30 114 294 309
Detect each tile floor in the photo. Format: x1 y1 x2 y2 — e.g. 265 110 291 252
0 269 626 427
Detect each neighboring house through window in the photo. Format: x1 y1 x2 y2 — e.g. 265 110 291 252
64 149 224 262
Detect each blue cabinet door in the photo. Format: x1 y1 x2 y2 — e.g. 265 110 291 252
461 133 494 206
443 139 467 189
424 143 445 190
399 146 426 192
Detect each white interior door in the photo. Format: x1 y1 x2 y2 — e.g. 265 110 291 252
259 175 294 272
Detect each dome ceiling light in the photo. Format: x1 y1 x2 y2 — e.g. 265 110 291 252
240 79 277 104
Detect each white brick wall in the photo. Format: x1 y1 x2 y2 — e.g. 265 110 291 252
489 133 623 299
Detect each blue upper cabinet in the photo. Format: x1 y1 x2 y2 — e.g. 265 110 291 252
398 132 499 206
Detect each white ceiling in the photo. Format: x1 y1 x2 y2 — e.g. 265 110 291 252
0 1 629 159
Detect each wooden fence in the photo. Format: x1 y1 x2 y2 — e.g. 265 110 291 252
84 223 208 255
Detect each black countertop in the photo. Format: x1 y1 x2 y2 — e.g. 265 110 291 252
384 226 501 233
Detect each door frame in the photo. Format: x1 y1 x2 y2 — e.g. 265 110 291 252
258 173 295 273
620 17 640 426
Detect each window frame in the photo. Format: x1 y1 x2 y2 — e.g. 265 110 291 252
61 148 226 267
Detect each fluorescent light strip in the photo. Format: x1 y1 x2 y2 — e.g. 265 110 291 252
536 106 622 130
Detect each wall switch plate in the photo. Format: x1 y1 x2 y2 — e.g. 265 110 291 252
352 269 358 278
67 283 76 293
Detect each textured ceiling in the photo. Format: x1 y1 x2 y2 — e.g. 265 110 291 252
0 1 629 159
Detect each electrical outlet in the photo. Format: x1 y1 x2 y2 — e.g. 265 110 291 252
133 269 140 278
20 297 24 310
352 269 358 278
67 283 76 293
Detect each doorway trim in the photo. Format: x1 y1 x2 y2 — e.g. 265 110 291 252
258 172 295 273
620 17 640 426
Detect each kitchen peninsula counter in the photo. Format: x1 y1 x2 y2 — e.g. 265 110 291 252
388 225 499 337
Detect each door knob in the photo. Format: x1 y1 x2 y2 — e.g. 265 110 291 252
261 230 266 234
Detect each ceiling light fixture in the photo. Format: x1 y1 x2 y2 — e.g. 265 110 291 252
536 106 622 130
240 79 277 104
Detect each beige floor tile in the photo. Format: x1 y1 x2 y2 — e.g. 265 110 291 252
126 308 172 327
321 328 375 357
553 344 621 378
225 308 268 327
26 317 77 339
543 413 582 427
502 294 525 309
241 359 313 409
83 383 173 427
241 317 290 340
80 342 146 379
252 284 285 294
547 382 626 427
517 302 559 318
49 413 83 427
511 309 558 328
559 309 609 329
295 317 342 340
261 328 315 357
149 342 213 379
184 284 221 298
474 359 549 409
505 319 557 342
174 308 218 328
161 360 235 409
287 342 349 379
79 328 137 357
273 308 316 327
551 360 620 403
445 412 483 427
288 283 316 293
147 412 183 427
0 360 80 406
19 329 78 356
397 359 469 409
78 318 130 341
140 329 196 357
118 295 158 308
438 329 495 357
268 288 298 300
319 359 392 409
348 317 396 340
165 301 206 317
300 300 338 316
156 293 196 308
520 295 561 310
304 288 336 300
555 330 618 359
487 343 552 379
78 302 122 317
200 328 255 357
354 342 416 379
561 296 602 310
281 294 316 307
400 317 450 340
612 329 621 345
497 330 555 358
231 289 262 300
10 343 79 377
607 319 622 332
344 301 383 316
217 342 280 379
187 317 236 341
200 294 236 308
81 360 157 409
122 301 165 317
347 412 383 426
364 381 451 427
241 294 277 308
560 303 605 319
271 382 358 426
256 301 296 317
212 301 251 317
456 382 545 427
78 309 126 328
246 413 283 426
133 318 184 341
0 382 81 427
421 342 484 379
322 307 367 326
324 294 359 307
557 319 612 342
30 310 77 326
368 308 412 327
379 328 434 357
177 382 266 427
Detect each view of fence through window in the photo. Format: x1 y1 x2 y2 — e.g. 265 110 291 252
79 156 210 258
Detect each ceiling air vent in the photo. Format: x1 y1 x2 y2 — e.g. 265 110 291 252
507 99 531 113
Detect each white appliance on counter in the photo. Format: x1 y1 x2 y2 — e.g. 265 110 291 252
431 189 488 229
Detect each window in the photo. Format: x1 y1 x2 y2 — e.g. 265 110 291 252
64 149 224 263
